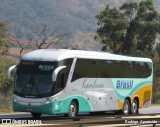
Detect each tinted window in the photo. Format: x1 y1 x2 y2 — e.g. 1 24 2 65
71 59 101 81
72 59 152 82
15 60 58 98
56 59 73 93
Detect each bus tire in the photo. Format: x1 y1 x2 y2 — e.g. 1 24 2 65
131 99 139 114
68 101 78 118
31 112 42 118
123 99 130 115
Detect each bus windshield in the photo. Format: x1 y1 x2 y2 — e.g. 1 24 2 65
14 60 58 98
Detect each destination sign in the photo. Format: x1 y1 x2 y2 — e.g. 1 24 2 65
39 65 54 71
22 61 35 65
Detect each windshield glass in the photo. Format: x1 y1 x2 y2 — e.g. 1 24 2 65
14 60 58 98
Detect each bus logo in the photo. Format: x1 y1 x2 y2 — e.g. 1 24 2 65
39 65 54 71
116 80 133 89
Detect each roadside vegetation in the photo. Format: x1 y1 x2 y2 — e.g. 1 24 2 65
0 21 15 112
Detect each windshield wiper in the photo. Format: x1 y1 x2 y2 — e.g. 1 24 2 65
20 75 42 98
21 76 33 95
32 76 41 97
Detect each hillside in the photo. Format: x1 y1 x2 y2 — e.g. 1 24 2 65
0 0 160 50
0 0 103 39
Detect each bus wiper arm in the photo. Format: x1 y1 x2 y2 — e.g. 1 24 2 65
32 76 41 97
21 76 33 95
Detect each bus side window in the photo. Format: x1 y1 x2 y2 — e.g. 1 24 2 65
55 71 65 93
55 58 73 93
92 60 96 66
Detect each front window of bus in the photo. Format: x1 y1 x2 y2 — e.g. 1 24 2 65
14 61 58 98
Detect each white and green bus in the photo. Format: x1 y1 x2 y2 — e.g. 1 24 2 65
8 49 153 117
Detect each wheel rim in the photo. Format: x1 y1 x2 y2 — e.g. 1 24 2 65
123 102 129 114
131 101 137 114
69 104 76 117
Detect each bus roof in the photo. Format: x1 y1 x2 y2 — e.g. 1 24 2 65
21 49 152 62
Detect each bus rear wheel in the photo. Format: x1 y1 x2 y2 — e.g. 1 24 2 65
31 112 42 118
68 101 78 118
131 99 139 114
123 99 130 115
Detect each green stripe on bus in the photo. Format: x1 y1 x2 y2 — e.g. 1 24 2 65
13 95 92 114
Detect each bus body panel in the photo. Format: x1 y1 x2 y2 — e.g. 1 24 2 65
13 77 152 114
13 94 92 114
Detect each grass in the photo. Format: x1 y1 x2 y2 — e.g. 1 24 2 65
0 103 14 113
0 100 14 113
0 109 14 113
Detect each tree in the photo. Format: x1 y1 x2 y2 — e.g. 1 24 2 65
96 0 160 103
0 21 10 55
96 0 160 55
0 20 15 111
9 36 31 58
33 24 68 49
0 72 14 110
96 6 128 53
119 1 138 54
0 55 14 110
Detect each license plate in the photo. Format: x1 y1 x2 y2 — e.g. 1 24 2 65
26 108 32 111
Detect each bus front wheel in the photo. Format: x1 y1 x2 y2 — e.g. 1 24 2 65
31 112 42 118
68 101 78 118
123 99 130 115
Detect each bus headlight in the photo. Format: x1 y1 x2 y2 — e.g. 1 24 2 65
41 97 57 104
41 101 50 104
45 101 50 104
41 97 52 104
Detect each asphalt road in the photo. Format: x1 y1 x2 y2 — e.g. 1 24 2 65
0 105 159 127
0 105 159 119
139 105 160 114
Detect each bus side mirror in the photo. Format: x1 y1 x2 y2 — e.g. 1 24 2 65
52 66 66 82
7 65 17 79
